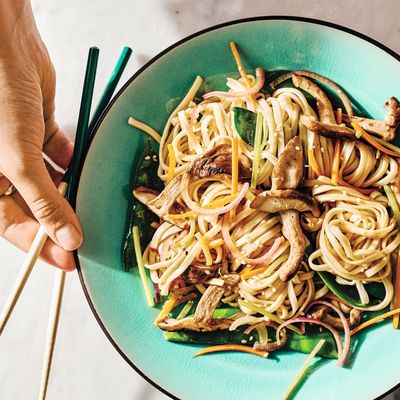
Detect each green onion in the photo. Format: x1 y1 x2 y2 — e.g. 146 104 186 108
250 112 264 189
282 339 326 400
374 137 400 153
132 226 155 307
177 300 194 320
384 185 400 227
238 300 303 334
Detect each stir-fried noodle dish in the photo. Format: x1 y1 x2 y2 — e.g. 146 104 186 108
123 42 400 387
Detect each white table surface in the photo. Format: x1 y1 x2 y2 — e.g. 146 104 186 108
1 1 400 399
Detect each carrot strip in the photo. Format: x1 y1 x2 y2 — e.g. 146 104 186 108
166 144 176 184
167 211 195 220
351 122 400 157
336 107 343 124
154 295 176 325
230 137 239 220
393 252 400 329
229 41 251 87
241 266 268 280
350 308 400 336
193 344 269 358
240 266 253 276
308 148 322 176
331 140 341 185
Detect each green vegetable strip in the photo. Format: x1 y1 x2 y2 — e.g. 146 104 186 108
281 339 326 400
238 300 303 334
250 112 263 189
177 300 194 320
384 185 400 227
133 226 155 307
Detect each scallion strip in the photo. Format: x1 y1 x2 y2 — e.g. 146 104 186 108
133 226 155 307
177 300 194 320
384 185 400 227
250 112 263 189
281 339 326 400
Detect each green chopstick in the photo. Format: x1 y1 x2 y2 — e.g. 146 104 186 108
66 46 132 206
64 46 99 205
87 46 132 138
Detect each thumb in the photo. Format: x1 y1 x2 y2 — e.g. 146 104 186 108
9 157 83 251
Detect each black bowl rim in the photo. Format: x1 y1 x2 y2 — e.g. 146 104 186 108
74 15 400 400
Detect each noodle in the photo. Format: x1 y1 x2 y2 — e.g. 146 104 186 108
129 61 400 348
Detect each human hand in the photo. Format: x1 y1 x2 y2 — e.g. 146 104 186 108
0 1 82 270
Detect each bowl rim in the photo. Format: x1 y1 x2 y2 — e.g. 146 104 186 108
74 16 400 400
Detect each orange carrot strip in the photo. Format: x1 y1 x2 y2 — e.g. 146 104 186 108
193 344 269 358
166 144 176 184
229 41 251 87
350 308 400 336
240 266 253 276
352 122 400 157
331 140 341 185
336 107 343 124
308 148 322 177
241 266 269 280
154 295 176 325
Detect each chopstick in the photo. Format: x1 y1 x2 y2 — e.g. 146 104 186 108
38 269 66 400
38 46 132 400
37 46 100 400
0 47 98 335
0 46 132 336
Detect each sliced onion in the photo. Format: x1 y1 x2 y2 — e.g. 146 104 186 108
222 214 284 265
277 317 343 364
307 300 351 367
203 68 265 99
181 173 249 215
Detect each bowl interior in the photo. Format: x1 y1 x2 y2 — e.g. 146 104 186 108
76 18 400 400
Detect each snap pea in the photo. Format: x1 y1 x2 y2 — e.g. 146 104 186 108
164 325 338 359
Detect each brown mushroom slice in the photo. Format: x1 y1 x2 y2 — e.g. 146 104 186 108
300 202 330 232
133 174 186 227
340 115 390 140
253 322 288 352
271 136 304 191
132 186 159 205
309 305 362 329
279 210 307 282
292 74 336 124
300 115 356 141
338 98 400 142
158 274 241 332
250 189 321 217
186 263 220 284
148 174 184 215
293 70 354 117
390 159 400 205
188 144 251 180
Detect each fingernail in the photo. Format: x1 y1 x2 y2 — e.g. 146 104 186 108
55 223 83 250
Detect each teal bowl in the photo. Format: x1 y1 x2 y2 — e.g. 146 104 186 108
75 17 400 400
